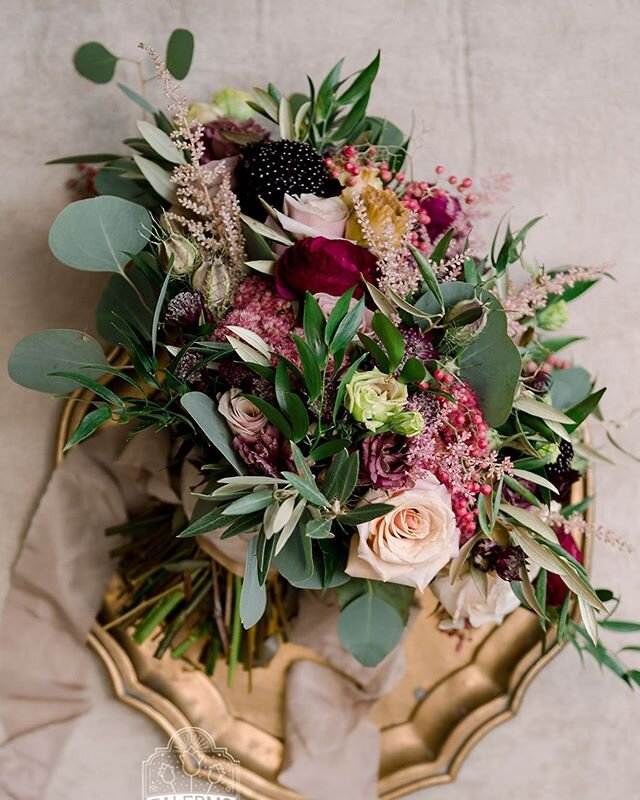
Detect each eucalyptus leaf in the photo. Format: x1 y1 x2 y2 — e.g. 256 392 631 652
166 28 195 80
117 83 156 115
48 196 152 273
337 592 403 667
549 367 593 410
73 42 118 83
9 330 107 394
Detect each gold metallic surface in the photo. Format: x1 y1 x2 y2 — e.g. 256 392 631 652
57 366 592 798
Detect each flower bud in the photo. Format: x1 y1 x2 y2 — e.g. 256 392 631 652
538 300 569 331
161 233 201 276
389 410 425 437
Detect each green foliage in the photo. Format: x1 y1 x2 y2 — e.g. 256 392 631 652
240 537 267 628
181 392 246 474
48 196 152 274
337 590 404 667
9 330 108 394
73 42 118 83
165 29 195 80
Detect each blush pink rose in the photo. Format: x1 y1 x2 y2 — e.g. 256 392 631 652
345 475 460 591
218 388 266 442
282 193 348 238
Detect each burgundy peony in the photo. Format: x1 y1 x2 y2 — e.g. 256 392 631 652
361 433 414 490
274 236 378 300
546 531 583 606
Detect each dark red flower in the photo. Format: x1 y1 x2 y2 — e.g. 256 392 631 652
361 433 414 490
420 191 470 244
546 531 583 606
274 236 378 300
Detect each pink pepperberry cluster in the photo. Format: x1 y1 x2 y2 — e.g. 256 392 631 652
66 163 98 200
429 369 492 538
323 145 404 188
402 166 475 254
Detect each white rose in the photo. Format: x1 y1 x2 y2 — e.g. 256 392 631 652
345 475 460 591
217 388 266 443
431 569 520 629
279 193 348 239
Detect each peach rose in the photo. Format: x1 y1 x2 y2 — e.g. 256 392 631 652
217 388 266 442
430 569 521 629
345 475 460 590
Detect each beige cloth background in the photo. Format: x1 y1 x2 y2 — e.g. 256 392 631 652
1 0 639 797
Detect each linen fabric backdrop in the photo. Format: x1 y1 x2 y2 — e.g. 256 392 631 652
1 0 639 797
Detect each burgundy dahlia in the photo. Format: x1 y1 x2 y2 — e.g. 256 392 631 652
274 236 378 300
420 191 470 244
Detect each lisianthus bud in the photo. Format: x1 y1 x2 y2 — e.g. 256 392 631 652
345 368 408 431
161 233 201 276
389 410 424 437
538 300 569 331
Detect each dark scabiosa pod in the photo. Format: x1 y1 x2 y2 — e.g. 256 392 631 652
234 139 342 218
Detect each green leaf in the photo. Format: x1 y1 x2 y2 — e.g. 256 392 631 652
309 439 351 462
48 196 152 274
274 522 314 585
243 394 292 439
339 503 394 525
64 405 112 450
566 388 606 431
315 58 344 118
137 121 185 165
133 155 174 202
222 489 274 516
291 334 322 401
9 330 108 394
306 518 333 539
47 153 121 165
324 288 355 344
329 297 365 353
549 367 593 410
303 292 327 361
96 265 157 343
240 537 267 628
337 592 404 667
165 28 194 80
240 213 292 247
410 243 444 310
94 159 161 208
371 313 405 372
500 503 558 541
332 92 370 142
514 396 574 425
428 229 454 266
48 371 124 407
504 475 541 507
357 333 390 373
117 83 156 115
282 471 329 507
337 51 380 106
599 620 640 633
73 42 118 83
321 449 349 502
338 451 360 503
176 507 229 538
181 392 246 474
281 391 310 442
399 356 427 385
333 353 367 422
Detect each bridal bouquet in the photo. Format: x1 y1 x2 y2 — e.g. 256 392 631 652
9 29 639 684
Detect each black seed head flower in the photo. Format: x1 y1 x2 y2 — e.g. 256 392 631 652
235 139 341 217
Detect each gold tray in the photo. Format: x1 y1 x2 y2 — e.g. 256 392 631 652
56 367 592 800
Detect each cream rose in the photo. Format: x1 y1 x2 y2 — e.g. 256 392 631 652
217 388 266 442
431 569 520 629
345 475 460 590
280 193 348 239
